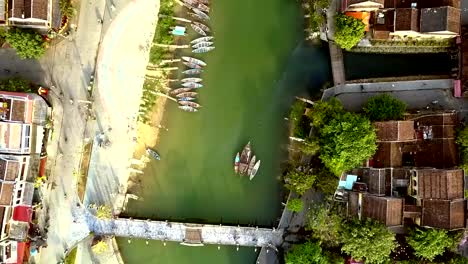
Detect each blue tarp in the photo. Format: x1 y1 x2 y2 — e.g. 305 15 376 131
339 175 357 190
171 26 186 36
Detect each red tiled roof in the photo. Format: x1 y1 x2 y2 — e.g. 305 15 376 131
16 242 26 264
12 206 32 223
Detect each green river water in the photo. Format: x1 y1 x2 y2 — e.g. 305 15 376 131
117 0 331 262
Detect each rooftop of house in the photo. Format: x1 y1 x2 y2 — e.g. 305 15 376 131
0 160 20 182
387 0 460 9
394 8 420 32
0 184 13 206
7 220 28 241
10 0 49 20
374 120 415 142
420 6 460 34
348 192 404 226
413 168 464 200
422 199 465 230
348 0 385 6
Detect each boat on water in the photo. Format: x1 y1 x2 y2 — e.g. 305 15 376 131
249 160 261 180
183 68 203 75
198 0 209 5
182 82 203 89
176 92 198 98
193 8 210 20
182 56 206 67
237 142 252 176
170 87 193 95
246 156 256 175
234 152 240 174
181 77 202 83
188 12 207 22
192 41 213 49
197 3 210 13
146 148 161 160
191 24 207 36
191 36 214 44
179 101 202 108
193 22 210 33
183 61 202 69
178 97 196 101
193 46 215 53
179 105 198 112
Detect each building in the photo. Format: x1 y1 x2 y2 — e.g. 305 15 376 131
6 0 52 29
344 0 384 11
348 192 404 227
420 6 460 36
409 168 464 200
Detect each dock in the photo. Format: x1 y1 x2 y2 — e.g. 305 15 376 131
329 42 346 86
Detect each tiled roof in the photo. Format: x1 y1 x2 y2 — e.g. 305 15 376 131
395 8 420 32
422 199 465 230
420 6 460 34
415 169 464 200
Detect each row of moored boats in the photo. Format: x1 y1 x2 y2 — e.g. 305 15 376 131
234 142 261 180
183 0 215 54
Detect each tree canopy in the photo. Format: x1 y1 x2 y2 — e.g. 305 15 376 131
307 98 345 129
287 198 304 213
456 126 468 171
284 170 317 195
306 205 343 247
363 94 407 121
407 228 453 261
340 219 396 264
285 241 343 264
334 13 366 51
319 111 377 175
0 78 33 93
5 28 46 59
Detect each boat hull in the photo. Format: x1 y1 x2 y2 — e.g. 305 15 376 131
193 47 215 53
176 92 198 98
182 82 203 88
191 36 214 44
146 148 161 160
249 160 261 180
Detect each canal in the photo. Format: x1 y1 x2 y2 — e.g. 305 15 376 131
117 0 330 262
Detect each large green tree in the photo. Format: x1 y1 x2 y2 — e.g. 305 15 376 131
284 170 317 195
407 228 453 261
319 111 377 175
334 13 366 51
307 98 345 129
5 28 46 59
285 241 343 264
340 219 396 264
307 205 343 247
363 94 407 121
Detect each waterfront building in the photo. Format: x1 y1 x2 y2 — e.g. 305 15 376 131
4 0 52 29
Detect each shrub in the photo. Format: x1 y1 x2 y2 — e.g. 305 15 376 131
334 13 366 51
59 0 76 18
407 228 453 261
287 198 304 212
5 28 46 59
284 170 317 195
363 94 407 121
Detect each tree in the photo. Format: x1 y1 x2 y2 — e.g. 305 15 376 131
306 204 343 247
307 98 345 129
334 13 366 51
319 112 377 175
407 228 453 261
0 78 33 93
340 219 396 264
299 138 320 156
284 170 317 195
363 94 407 121
313 168 339 195
456 126 468 171
59 0 76 18
5 28 46 59
285 241 343 264
287 198 304 212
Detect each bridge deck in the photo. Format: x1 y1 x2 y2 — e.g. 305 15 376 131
92 218 283 247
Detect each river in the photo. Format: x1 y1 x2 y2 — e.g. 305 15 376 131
116 0 332 262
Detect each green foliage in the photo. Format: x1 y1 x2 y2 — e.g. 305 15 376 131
407 228 453 261
5 28 46 59
96 205 112 219
307 0 329 31
64 247 77 264
307 98 344 129
0 78 33 92
340 219 396 264
285 240 343 264
284 170 317 195
319 111 377 175
334 13 366 51
287 198 304 212
59 0 76 18
290 100 306 121
456 126 468 172
313 168 338 195
289 100 311 138
299 138 320 156
363 94 407 121
306 204 343 247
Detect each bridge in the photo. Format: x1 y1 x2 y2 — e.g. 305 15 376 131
67 202 284 250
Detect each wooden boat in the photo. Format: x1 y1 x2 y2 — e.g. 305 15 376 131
178 97 196 101
238 142 252 176
170 87 193 95
182 82 203 88
192 41 213 49
179 101 202 108
182 0 198 5
198 0 209 5
183 68 203 75
181 77 202 83
193 8 210 21
188 12 207 22
191 36 214 44
246 156 256 175
197 3 210 13
234 152 240 174
249 160 261 180
191 24 207 36
176 92 198 98
193 47 215 53
179 105 198 112
183 61 202 69
146 148 161 160
182 56 206 67
193 22 210 33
